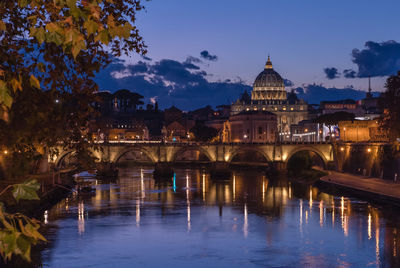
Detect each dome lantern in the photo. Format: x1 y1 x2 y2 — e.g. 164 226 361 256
265 55 273 69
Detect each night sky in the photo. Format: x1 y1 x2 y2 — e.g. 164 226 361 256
96 0 400 109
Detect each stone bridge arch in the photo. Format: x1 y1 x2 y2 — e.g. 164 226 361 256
285 146 328 167
113 146 157 164
55 150 76 168
172 145 214 162
227 146 272 164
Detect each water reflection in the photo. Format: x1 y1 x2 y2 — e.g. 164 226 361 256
39 167 400 268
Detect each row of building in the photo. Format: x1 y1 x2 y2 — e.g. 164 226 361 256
90 56 388 143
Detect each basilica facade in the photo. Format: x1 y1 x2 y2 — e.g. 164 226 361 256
231 57 308 140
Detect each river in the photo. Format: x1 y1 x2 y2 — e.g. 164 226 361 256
35 167 400 267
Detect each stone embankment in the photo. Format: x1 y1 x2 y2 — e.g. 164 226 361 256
319 171 400 206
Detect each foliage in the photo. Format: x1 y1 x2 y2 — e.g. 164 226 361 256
0 0 147 263
0 0 146 116
0 180 45 263
11 180 40 203
0 0 147 176
190 124 219 142
379 71 400 142
379 144 400 180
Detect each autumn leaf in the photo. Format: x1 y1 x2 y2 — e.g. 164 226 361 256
17 0 29 8
66 0 77 9
16 235 31 262
29 75 40 89
33 27 46 44
83 19 98 35
10 78 22 92
72 39 86 58
95 29 110 45
45 22 59 34
121 22 133 39
0 20 6 31
0 81 12 108
11 179 40 202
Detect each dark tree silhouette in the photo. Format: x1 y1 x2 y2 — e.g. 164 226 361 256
379 71 400 142
190 124 218 142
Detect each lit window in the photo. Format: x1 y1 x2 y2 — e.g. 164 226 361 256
290 107 294 111
283 107 286 111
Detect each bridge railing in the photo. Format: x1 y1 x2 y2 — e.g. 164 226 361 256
91 140 332 146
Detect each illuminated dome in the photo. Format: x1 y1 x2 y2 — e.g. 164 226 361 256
251 56 287 101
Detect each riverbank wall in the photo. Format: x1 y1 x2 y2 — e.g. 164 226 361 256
335 143 400 181
317 171 400 207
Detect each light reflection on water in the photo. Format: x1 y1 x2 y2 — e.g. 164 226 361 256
40 167 400 268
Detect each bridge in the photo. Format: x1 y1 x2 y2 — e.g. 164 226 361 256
52 141 336 170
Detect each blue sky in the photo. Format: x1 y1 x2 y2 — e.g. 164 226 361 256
98 0 400 109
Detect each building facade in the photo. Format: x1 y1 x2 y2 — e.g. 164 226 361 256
320 99 365 117
223 111 277 143
338 120 388 142
290 120 323 142
231 57 308 141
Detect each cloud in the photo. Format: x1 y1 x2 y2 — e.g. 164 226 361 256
295 84 379 104
343 69 356 78
151 59 206 87
284 79 294 87
182 62 200 70
351 40 400 77
110 69 132 79
323 67 340 79
97 56 378 110
200 50 218 61
185 56 202 64
142 55 152 61
95 57 249 110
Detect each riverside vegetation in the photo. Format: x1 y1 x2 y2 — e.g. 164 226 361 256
0 0 148 263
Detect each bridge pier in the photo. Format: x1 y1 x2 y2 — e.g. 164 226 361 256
271 161 287 175
210 161 232 180
153 162 174 180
